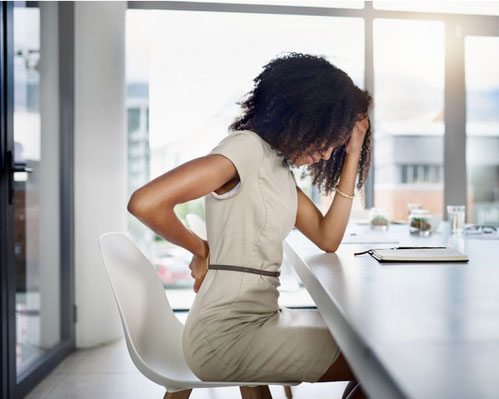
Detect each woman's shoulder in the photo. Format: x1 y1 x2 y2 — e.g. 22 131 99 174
223 130 289 168
232 130 278 155
207 129 266 185
225 129 265 146
211 130 266 158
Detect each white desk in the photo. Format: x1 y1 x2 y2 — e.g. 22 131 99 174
286 223 499 399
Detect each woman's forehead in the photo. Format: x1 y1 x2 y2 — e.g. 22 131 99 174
299 131 350 152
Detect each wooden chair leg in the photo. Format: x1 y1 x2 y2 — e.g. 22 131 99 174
283 385 293 398
164 389 192 399
240 385 272 399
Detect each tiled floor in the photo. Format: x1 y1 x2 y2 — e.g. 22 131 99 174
25 313 348 399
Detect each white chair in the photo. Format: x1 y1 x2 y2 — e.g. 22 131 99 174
98 232 300 398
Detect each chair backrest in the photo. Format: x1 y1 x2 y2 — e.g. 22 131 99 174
185 213 207 240
98 232 195 385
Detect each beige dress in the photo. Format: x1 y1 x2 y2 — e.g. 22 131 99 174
182 129 340 382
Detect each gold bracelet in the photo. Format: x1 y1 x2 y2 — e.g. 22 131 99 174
335 186 355 199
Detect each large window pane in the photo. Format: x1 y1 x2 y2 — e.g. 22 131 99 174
373 19 444 221
126 9 364 307
465 36 499 226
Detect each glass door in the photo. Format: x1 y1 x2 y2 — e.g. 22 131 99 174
12 0 62 378
1 2 75 397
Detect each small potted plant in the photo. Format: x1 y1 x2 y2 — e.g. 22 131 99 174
409 209 432 236
369 208 389 231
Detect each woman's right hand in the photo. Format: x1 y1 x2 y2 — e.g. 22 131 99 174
345 114 369 156
188 240 210 293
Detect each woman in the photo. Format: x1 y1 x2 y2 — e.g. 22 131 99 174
128 52 372 398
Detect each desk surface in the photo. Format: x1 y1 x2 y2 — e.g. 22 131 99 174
286 223 499 399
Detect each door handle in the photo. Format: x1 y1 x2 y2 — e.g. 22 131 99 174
7 150 32 205
13 162 33 173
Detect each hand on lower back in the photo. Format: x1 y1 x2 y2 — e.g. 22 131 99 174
189 247 209 293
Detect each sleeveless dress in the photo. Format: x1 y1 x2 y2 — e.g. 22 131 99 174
182 129 340 382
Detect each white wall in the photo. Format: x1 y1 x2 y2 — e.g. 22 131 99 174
74 1 127 347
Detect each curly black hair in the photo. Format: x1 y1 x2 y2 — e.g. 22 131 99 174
229 52 373 195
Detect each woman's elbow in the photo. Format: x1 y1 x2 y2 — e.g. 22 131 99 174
127 189 175 219
127 191 147 217
320 240 340 253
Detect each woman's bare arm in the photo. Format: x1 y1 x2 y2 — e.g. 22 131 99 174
127 154 238 291
295 116 369 252
295 153 359 252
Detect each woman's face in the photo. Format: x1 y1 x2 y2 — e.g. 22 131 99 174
290 142 335 167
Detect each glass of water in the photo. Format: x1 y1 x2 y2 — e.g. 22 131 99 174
447 205 466 234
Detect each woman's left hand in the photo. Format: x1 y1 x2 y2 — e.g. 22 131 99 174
188 240 210 293
345 114 369 156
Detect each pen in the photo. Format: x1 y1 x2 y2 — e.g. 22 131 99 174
354 246 447 256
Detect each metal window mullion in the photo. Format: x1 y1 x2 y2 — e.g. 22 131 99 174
128 1 365 17
364 2 374 208
58 0 75 345
444 21 467 219
0 3 9 398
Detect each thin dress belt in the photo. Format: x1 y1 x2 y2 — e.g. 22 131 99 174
205 252 280 278
208 264 280 278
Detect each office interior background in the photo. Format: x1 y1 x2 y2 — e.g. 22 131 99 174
1 1 499 398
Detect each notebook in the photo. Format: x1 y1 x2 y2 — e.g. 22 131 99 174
366 247 469 263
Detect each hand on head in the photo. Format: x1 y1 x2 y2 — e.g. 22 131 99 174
345 114 369 156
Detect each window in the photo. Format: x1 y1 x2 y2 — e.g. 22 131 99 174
126 7 364 308
373 18 445 221
400 165 443 185
126 2 499 309
127 107 141 133
465 36 499 226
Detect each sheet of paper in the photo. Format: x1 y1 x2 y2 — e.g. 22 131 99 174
342 230 399 244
